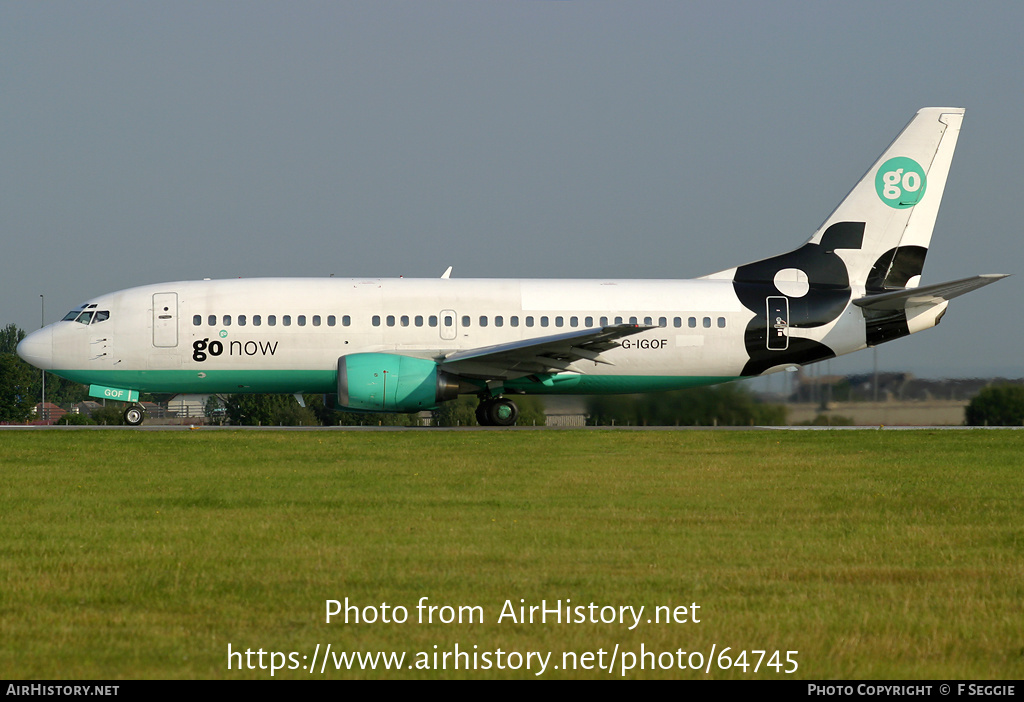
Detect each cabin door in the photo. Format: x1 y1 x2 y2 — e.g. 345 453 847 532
767 296 789 351
153 292 179 347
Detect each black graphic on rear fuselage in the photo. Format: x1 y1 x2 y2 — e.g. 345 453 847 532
732 222 864 376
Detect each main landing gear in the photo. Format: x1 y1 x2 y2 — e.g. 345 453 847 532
123 404 145 426
475 397 519 426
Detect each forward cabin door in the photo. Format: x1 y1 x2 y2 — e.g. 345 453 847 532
153 292 179 348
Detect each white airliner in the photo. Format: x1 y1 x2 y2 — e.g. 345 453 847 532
18 107 1006 425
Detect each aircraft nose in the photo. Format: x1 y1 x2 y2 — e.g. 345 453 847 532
17 327 54 370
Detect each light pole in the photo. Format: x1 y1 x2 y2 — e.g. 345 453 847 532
40 295 45 423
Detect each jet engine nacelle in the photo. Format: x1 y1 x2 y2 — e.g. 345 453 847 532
337 353 462 412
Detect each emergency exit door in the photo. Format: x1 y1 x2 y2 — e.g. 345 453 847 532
439 309 457 341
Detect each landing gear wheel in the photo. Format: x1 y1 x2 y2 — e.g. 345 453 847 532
123 405 145 426
486 398 519 427
475 401 491 426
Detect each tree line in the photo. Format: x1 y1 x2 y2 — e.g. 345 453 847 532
0 323 90 421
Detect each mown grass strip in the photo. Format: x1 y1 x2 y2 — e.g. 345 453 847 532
1 430 1021 678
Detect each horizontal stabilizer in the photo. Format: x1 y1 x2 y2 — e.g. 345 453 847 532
852 274 1008 311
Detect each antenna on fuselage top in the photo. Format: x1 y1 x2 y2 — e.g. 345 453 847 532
441 266 453 279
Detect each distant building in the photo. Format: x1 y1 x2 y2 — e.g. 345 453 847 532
33 402 66 423
166 394 208 418
140 401 165 419
789 372 1024 405
777 373 1024 426
73 401 102 416
543 396 588 427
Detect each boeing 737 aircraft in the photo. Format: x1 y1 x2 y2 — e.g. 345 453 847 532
18 107 1006 425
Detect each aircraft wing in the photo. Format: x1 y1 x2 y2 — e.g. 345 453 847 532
852 274 1009 311
440 324 654 379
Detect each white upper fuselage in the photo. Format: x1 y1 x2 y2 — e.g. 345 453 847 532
19 275 869 397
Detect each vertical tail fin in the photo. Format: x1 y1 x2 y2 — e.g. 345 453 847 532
704 108 968 375
703 107 965 291
813 106 964 291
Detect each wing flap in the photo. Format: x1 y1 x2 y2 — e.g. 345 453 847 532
440 324 653 379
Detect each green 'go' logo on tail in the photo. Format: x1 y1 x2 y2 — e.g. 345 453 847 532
875 157 927 209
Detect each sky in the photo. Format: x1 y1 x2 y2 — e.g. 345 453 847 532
3 1 1022 378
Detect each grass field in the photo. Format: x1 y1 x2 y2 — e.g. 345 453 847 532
1 429 1022 679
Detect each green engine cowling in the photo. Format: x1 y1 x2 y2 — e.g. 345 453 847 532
337 353 462 412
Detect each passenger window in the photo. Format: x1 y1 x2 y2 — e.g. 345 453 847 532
208 315 216 326
253 315 262 326
343 315 351 326
526 316 534 327
585 316 593 327
479 316 488 327
511 316 519 327
555 316 563 327
193 315 202 326
659 317 667 327
570 316 578 327
494 316 504 327
283 315 291 326
644 316 653 326
400 315 409 327
703 317 711 328
223 315 232 326
386 315 395 327
313 315 321 327
614 316 623 324
718 317 726 328
430 316 439 327
600 316 608 326
268 315 277 326
327 315 336 327
461 316 470 327
372 315 381 327
414 315 423 327
688 317 696 328
540 316 549 327
238 315 247 326
298 315 306 326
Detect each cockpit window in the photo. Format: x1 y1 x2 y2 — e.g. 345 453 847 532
63 309 109 324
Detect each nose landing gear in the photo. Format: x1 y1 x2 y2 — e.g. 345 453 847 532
123 404 145 426
475 397 519 426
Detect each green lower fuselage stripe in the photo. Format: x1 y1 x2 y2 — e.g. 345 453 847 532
52 368 742 397
56 369 337 395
